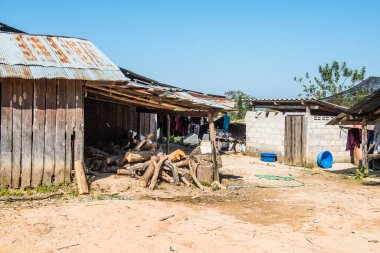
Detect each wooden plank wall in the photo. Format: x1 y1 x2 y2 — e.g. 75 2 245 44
284 115 306 166
0 78 84 188
84 99 157 145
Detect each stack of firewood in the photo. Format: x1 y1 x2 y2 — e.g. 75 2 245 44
85 133 218 190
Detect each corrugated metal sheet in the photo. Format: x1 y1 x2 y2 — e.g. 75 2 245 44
120 66 234 110
0 32 127 81
127 79 233 110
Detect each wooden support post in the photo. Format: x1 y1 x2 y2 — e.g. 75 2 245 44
137 112 141 137
166 115 170 155
74 160 89 195
362 118 368 168
208 111 219 182
158 115 164 143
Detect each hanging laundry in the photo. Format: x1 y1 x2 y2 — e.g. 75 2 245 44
346 128 361 156
175 116 181 132
223 113 230 131
194 124 200 135
374 123 380 154
369 130 374 144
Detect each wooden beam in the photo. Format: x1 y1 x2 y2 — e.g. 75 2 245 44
362 118 368 168
158 114 164 143
166 115 170 155
137 112 141 137
368 154 380 160
86 88 179 111
136 107 209 117
208 111 219 182
85 84 189 110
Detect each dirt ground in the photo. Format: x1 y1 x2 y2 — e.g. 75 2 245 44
0 154 379 253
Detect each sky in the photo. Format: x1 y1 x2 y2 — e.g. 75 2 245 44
1 0 379 98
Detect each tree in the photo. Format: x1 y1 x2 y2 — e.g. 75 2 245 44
294 61 367 107
224 90 253 120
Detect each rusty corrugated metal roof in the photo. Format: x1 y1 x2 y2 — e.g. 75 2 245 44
0 32 127 81
126 79 233 111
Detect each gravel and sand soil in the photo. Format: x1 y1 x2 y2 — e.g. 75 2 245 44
0 154 379 252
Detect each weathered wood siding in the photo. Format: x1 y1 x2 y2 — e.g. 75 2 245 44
284 115 307 166
84 99 157 145
0 78 84 188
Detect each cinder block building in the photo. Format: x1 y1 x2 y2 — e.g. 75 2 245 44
245 99 350 166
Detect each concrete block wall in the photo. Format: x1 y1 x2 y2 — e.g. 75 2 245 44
245 111 285 159
306 115 350 164
245 111 351 165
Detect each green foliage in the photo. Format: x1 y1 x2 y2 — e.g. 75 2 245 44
35 184 60 193
224 90 253 120
199 180 211 187
211 183 219 191
0 183 70 198
355 166 369 180
303 163 314 169
162 136 194 147
294 61 367 107
0 188 24 197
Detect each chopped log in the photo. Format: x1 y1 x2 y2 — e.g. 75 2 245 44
91 159 104 171
187 159 204 190
135 133 154 151
86 147 110 157
126 161 150 172
192 154 222 168
160 170 175 183
163 160 180 185
139 156 158 187
125 150 155 163
196 163 214 184
173 160 188 168
180 176 191 187
149 156 169 190
117 169 137 176
101 166 120 173
177 167 190 175
106 155 124 166
190 146 201 156
74 160 89 195
168 149 187 162
141 142 157 151
117 161 150 176
103 143 122 156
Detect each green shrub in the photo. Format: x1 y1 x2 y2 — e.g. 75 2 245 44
355 166 369 180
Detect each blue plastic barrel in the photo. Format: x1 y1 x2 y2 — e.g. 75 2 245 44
317 151 333 169
261 152 277 162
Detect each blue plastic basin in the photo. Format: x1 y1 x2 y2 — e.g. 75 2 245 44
261 152 277 162
317 151 333 169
